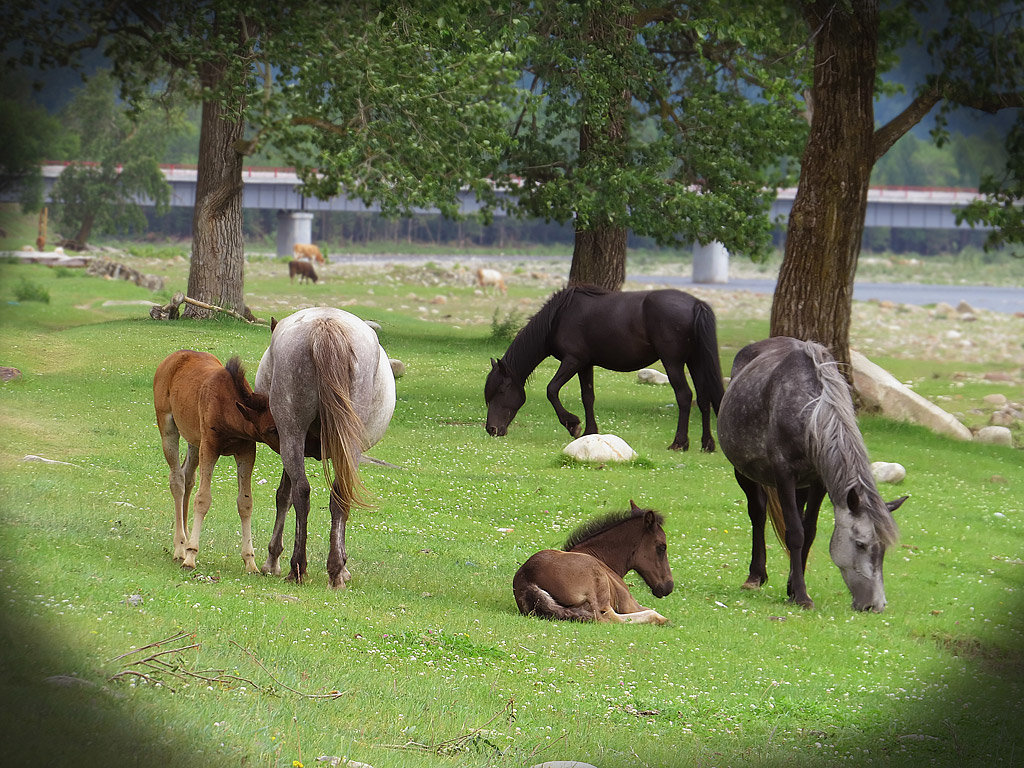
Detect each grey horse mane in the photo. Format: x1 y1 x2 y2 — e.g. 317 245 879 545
801 342 899 547
563 505 662 551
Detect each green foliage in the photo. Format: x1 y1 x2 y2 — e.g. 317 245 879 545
11 277 49 302
489 306 524 343
49 71 187 246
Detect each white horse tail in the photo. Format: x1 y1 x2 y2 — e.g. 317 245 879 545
310 318 367 510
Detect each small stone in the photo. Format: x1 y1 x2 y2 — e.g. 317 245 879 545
871 461 906 485
563 434 638 462
389 358 406 378
956 300 976 314
1 366 23 381
976 426 1013 446
983 394 1008 407
637 368 669 385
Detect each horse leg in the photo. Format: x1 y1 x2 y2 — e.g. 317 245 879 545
158 421 188 561
234 446 260 574
735 471 768 589
183 445 217 570
775 476 813 609
546 359 584 438
326 477 352 590
691 363 715 453
283 444 311 584
662 362 694 451
603 579 669 625
577 365 599 435
795 483 826 589
262 467 291 576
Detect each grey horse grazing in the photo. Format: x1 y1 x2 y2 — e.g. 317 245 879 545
255 307 396 588
717 337 905 612
513 501 674 624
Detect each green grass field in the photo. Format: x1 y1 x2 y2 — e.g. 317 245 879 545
0 254 1022 768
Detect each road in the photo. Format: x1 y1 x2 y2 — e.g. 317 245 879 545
636 274 1023 315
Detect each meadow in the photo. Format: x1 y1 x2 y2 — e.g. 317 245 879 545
0 250 1022 768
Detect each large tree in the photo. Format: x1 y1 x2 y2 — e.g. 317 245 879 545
495 1 808 290
771 0 1024 368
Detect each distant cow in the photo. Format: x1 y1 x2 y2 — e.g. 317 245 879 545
476 267 507 294
289 259 318 284
293 243 325 263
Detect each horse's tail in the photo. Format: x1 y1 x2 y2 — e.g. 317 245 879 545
513 580 594 622
763 485 789 555
691 299 725 414
310 319 368 510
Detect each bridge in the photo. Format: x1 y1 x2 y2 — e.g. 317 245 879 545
30 163 989 276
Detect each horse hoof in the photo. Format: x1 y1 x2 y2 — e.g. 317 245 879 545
701 441 716 453
741 579 762 590
668 441 687 451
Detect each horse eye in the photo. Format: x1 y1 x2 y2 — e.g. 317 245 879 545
657 544 667 555
855 540 868 551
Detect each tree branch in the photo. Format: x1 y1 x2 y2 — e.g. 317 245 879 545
872 86 942 163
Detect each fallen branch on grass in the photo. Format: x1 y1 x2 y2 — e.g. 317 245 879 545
107 631 262 693
150 292 266 324
381 697 516 756
230 640 346 699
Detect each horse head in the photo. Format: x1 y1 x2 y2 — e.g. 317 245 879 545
236 394 281 454
484 358 525 437
830 489 906 612
629 500 675 599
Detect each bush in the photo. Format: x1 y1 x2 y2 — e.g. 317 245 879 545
13 278 49 303
490 307 522 342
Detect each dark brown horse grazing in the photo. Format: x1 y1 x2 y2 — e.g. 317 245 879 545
513 501 674 624
153 350 280 572
717 337 906 612
485 285 724 451
289 259 318 284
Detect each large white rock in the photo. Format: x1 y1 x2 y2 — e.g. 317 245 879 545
976 426 1013 446
563 434 638 462
871 461 906 485
851 350 973 442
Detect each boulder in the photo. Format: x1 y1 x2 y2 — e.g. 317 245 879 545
976 426 1013 446
851 350 972 442
563 434 637 463
637 368 669 385
871 461 906 485
389 358 406 378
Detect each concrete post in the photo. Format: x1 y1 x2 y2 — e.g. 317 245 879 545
692 240 729 284
276 211 315 258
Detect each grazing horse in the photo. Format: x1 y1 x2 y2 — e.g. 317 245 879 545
476 267 507 294
289 259 318 284
485 285 725 451
255 307 396 588
153 350 280 572
513 501 673 623
293 243 325 263
716 337 906 612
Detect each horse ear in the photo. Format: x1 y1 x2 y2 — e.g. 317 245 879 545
270 317 278 333
490 357 498 368
644 509 658 529
236 401 255 423
846 487 862 515
630 499 640 511
886 495 909 514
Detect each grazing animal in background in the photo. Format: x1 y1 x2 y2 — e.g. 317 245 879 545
716 337 906 612
255 307 396 588
289 259 318 284
476 267 507 294
293 243 325 263
485 285 725 451
153 350 280 572
513 501 673 624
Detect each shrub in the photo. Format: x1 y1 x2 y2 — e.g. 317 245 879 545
13 278 49 303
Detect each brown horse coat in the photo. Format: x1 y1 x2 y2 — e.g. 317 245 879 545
289 259 318 284
293 243 325 263
513 501 673 624
153 350 280 572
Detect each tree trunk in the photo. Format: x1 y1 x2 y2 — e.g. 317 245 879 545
769 0 880 374
569 226 627 289
566 6 631 292
183 28 248 319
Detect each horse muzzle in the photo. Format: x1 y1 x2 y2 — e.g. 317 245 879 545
651 579 674 599
486 423 507 437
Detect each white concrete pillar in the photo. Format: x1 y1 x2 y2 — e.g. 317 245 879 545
276 211 315 258
692 240 729 283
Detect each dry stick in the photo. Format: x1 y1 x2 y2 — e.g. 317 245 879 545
382 697 516 754
230 640 345 700
107 630 194 663
180 295 255 324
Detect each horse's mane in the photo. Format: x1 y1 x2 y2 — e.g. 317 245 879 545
563 505 663 551
503 285 610 379
225 356 269 410
801 342 899 547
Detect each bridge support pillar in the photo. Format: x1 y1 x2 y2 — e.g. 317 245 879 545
276 211 314 258
692 241 729 284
